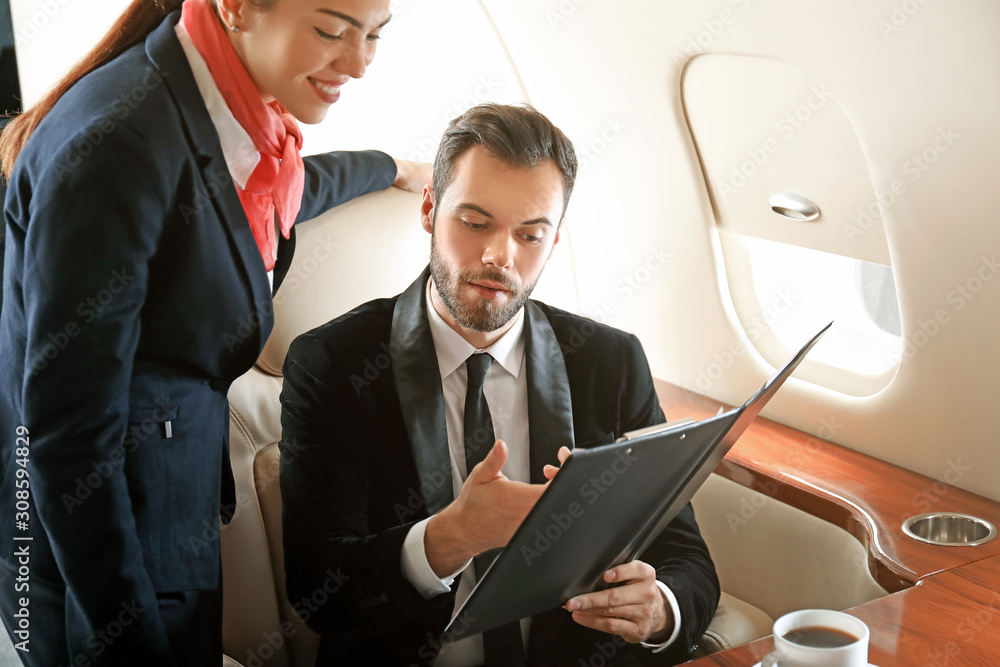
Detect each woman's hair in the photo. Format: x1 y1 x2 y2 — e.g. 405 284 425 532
0 0 274 179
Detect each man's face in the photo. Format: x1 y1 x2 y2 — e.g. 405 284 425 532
422 146 564 335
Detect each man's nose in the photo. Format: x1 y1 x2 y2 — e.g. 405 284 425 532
482 233 514 269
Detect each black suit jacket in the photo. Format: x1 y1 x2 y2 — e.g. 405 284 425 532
279 269 720 666
0 11 395 664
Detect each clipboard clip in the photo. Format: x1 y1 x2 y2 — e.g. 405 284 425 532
616 418 696 442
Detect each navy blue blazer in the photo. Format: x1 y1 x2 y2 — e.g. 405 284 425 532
0 11 395 661
279 269 720 666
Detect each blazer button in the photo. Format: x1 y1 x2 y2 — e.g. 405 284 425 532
209 377 229 392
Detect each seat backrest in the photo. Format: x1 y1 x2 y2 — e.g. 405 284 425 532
222 372 292 667
253 442 320 667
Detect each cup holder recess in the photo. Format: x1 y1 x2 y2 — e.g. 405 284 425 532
902 512 998 547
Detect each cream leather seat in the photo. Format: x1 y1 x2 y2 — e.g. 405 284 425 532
218 190 777 665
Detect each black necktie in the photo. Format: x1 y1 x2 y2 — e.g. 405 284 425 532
463 354 526 666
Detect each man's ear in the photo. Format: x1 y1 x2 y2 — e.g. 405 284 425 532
420 185 435 234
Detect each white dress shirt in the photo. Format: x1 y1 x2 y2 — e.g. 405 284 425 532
174 24 277 290
400 280 681 664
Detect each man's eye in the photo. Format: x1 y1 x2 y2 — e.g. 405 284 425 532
367 33 382 42
462 221 486 230
523 233 543 244
315 28 342 41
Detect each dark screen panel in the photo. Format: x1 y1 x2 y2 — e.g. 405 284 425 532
0 0 20 124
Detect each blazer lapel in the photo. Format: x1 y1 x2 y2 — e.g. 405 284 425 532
524 301 575 484
145 12 273 351
391 268 453 515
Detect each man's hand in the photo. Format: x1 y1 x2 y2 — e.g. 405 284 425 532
564 561 674 644
391 158 433 193
425 440 546 577
542 445 572 480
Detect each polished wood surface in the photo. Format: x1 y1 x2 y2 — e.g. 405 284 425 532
686 555 1000 666
655 380 1000 592
653 380 1000 665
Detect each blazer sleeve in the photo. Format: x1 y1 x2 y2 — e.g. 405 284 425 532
621 334 722 663
296 149 398 223
279 332 456 639
19 125 174 663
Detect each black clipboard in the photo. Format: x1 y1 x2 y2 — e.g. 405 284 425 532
444 322 832 639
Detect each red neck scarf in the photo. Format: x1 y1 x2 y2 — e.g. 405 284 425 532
180 0 305 272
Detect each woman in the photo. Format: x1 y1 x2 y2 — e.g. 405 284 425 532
0 0 423 664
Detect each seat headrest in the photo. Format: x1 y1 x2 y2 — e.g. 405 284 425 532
257 188 429 375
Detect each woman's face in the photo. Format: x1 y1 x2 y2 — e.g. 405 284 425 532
227 0 392 124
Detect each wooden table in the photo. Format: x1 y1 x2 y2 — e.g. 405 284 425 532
654 381 1000 666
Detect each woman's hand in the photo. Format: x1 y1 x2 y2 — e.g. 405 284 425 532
391 158 433 193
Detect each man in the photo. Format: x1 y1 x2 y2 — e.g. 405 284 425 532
279 104 720 666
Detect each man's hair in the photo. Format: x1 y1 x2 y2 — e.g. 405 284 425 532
432 103 578 217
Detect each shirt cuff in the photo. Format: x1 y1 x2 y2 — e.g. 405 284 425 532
400 518 471 600
640 580 682 652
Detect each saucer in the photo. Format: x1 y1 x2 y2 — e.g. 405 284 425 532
752 663 878 667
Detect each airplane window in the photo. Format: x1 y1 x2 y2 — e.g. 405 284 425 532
741 236 901 374
683 54 904 395
719 232 902 396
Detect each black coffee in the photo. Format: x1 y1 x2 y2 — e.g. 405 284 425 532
783 625 858 648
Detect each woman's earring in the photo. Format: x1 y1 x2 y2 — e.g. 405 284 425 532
230 25 240 33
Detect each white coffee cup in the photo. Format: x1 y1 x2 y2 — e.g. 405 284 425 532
761 609 869 667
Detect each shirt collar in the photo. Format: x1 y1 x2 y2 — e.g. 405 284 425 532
424 278 526 380
174 23 260 189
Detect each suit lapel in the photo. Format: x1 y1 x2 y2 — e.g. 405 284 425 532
391 269 453 516
145 12 273 351
524 301 575 484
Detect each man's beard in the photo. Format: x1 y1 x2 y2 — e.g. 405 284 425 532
429 236 540 333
